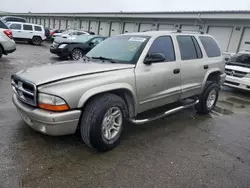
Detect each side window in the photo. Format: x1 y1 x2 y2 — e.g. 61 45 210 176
91 38 105 45
199 36 221 57
77 32 85 35
147 36 175 62
23 24 33 31
192 37 203 59
9 23 22 30
177 35 199 60
34 26 42 31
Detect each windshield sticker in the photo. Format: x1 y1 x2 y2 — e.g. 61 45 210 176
128 37 146 42
128 45 138 51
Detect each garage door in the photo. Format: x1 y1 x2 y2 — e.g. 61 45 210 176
123 23 137 33
110 22 122 36
181 25 200 31
139 23 154 32
239 28 250 52
54 20 60 29
45 19 50 28
80 20 89 31
36 18 41 25
207 26 233 52
75 20 81 29
89 21 99 34
50 19 54 29
41 19 45 26
99 22 110 36
158 24 174 31
60 20 67 29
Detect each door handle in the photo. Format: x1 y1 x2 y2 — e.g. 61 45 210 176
173 68 180 74
17 31 21 32
204 65 209 69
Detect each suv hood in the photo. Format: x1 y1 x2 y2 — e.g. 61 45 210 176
14 61 135 85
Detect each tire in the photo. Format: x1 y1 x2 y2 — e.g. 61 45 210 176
80 93 127 152
195 81 220 114
70 48 84 60
0 47 2 59
32 36 42 45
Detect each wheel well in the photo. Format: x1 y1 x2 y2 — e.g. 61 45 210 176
32 36 42 39
81 89 135 118
207 71 221 84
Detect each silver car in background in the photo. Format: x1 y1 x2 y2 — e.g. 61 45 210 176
52 30 94 40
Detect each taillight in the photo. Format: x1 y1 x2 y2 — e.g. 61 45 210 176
3 30 13 39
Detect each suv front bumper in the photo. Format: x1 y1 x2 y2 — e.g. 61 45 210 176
13 94 81 136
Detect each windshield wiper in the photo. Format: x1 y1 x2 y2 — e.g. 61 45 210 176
91 56 117 63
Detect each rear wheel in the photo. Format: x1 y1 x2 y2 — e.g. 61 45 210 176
70 48 83 60
195 81 220 114
32 36 42 45
80 94 127 152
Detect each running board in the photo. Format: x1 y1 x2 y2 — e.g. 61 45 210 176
130 98 199 125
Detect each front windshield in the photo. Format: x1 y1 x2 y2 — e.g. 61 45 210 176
228 53 250 67
86 35 150 64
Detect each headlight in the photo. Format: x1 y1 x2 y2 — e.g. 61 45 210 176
58 44 67 48
38 93 69 111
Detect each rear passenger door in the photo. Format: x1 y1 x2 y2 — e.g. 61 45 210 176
176 35 206 99
22 24 34 39
136 36 181 112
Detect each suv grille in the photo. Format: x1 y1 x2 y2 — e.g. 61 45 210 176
225 68 247 78
11 75 37 106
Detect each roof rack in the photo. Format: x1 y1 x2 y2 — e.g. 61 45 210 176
142 28 205 34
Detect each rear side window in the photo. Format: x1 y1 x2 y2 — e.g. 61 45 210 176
0 20 8 29
10 23 22 30
148 36 175 62
199 36 221 57
34 26 42 31
23 24 33 31
177 36 202 60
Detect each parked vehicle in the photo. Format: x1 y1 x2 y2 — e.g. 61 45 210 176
52 30 93 40
0 20 16 59
11 30 226 152
1 16 27 24
50 35 107 60
8 22 46 45
49 29 65 41
224 52 250 91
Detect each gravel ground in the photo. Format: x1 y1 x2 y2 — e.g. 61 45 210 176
0 42 250 188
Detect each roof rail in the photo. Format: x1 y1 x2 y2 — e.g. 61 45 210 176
142 28 205 34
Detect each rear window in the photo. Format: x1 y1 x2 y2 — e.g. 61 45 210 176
23 24 33 31
34 26 42 31
0 20 8 29
199 36 221 57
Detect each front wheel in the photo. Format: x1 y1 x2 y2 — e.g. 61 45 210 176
195 81 220 114
70 48 83 60
80 94 127 152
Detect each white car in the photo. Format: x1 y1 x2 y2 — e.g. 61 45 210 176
0 20 16 59
8 22 46 45
52 30 91 40
224 51 250 91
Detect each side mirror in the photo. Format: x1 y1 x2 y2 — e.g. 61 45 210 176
144 53 165 65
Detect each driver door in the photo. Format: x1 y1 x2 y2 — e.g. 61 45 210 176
135 36 182 113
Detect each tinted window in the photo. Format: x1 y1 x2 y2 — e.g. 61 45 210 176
0 20 8 29
23 24 33 31
177 36 198 60
199 36 221 57
34 26 42 31
192 37 203 58
148 36 175 62
90 37 105 45
10 23 22 30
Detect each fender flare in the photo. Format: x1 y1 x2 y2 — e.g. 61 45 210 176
77 83 138 114
201 68 222 90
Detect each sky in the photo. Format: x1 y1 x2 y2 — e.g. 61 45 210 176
1 0 250 13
